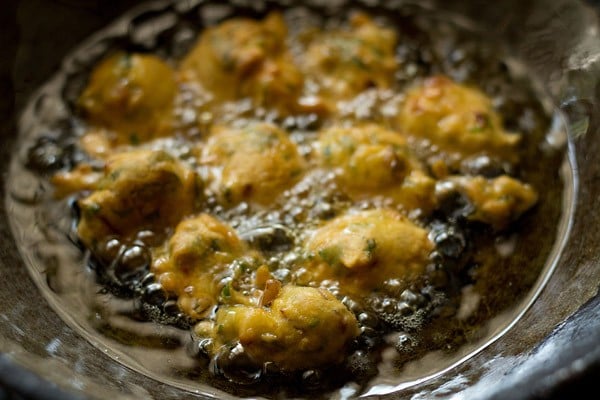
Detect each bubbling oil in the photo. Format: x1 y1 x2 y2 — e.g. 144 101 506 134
6 1 570 399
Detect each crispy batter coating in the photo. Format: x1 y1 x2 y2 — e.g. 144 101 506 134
447 175 538 229
79 52 177 144
181 12 306 114
201 122 305 206
399 76 520 161
197 285 359 371
316 123 436 213
303 12 398 100
302 209 434 295
77 149 197 248
152 214 259 319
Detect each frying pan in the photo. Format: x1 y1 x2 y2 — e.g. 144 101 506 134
1 0 600 399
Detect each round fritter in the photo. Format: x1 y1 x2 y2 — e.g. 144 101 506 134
300 208 434 296
303 12 398 100
398 75 520 162
77 149 198 249
78 52 177 144
198 285 359 371
152 213 262 319
201 122 305 206
315 123 436 214
181 12 305 114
